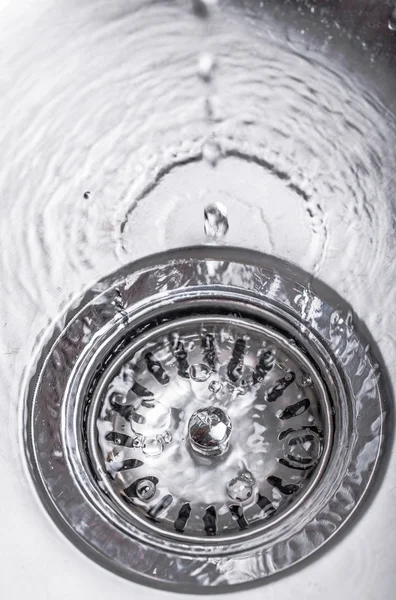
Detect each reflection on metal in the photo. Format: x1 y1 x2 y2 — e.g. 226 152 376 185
25 247 388 591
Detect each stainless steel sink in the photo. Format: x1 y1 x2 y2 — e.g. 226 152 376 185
1 1 396 598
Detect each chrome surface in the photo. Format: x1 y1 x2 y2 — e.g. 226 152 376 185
1 1 396 598
25 247 388 590
188 406 233 457
86 314 332 542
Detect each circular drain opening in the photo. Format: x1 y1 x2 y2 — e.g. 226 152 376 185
87 314 333 543
25 247 388 590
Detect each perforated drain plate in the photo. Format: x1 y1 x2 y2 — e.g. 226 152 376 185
25 247 388 591
89 315 332 542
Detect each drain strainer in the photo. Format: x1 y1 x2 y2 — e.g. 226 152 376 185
88 315 332 542
25 247 389 591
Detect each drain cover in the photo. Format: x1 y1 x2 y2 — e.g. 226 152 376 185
88 315 331 541
25 247 388 590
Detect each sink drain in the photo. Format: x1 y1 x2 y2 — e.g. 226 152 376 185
25 247 388 590
88 314 332 542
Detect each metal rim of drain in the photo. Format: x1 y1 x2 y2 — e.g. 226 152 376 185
25 247 388 591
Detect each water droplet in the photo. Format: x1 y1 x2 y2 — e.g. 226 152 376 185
197 52 215 82
204 202 229 238
209 380 222 393
189 363 211 382
163 431 172 444
202 139 221 166
300 374 313 387
226 476 254 502
283 430 322 468
192 0 217 18
389 8 396 30
143 437 164 457
110 392 127 405
136 479 156 501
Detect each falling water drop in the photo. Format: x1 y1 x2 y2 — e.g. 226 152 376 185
197 52 215 82
204 202 229 239
202 138 222 166
192 0 217 18
388 8 396 30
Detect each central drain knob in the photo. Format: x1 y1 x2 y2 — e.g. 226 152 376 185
188 406 232 457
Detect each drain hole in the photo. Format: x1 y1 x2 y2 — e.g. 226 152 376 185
227 338 246 382
203 505 217 536
267 371 296 402
252 349 275 384
144 352 170 385
278 398 311 420
148 494 174 520
174 502 192 533
202 333 218 371
257 494 276 516
117 459 144 471
267 476 300 496
130 381 153 398
229 505 249 530
170 335 190 378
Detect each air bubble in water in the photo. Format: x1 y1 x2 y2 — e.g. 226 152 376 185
202 139 221 166
110 392 127 405
209 380 222 393
136 479 156 501
204 202 229 239
163 431 172 444
189 363 211 382
197 52 215 82
143 437 164 456
389 8 396 30
226 475 254 502
284 430 322 468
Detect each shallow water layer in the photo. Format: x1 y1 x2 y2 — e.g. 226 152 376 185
1 0 396 599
